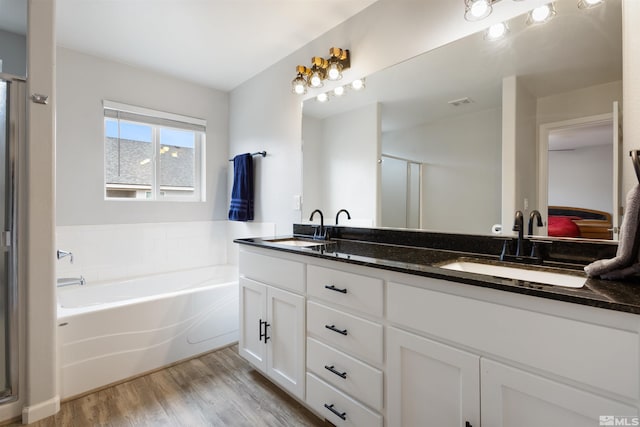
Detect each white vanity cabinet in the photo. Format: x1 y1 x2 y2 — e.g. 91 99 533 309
387 279 640 427
305 264 384 427
239 250 306 399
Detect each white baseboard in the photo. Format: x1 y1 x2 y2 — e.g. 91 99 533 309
21 395 60 424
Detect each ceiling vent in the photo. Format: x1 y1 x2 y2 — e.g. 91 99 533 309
448 97 474 107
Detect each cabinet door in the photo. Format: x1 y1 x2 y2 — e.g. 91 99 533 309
387 327 480 427
238 277 267 372
266 286 306 399
481 359 638 427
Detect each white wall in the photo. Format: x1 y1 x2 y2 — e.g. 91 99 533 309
229 0 549 235
384 107 502 235
56 48 229 226
548 145 613 213
0 29 26 77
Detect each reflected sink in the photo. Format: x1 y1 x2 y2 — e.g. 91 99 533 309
265 238 329 248
439 260 586 288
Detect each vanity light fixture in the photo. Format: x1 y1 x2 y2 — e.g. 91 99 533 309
464 0 493 21
527 3 556 25
291 48 351 95
577 0 603 8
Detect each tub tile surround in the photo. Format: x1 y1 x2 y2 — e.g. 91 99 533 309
235 225 640 314
56 221 275 284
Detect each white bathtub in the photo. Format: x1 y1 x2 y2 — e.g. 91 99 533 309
57 265 239 399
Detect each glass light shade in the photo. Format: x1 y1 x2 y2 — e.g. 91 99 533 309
351 79 365 90
578 0 603 8
327 62 343 81
309 70 324 88
528 4 556 24
333 86 345 96
485 22 508 40
316 93 329 103
464 0 492 21
291 75 307 95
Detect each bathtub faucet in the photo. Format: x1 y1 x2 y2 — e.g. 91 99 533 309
57 276 86 287
57 249 74 263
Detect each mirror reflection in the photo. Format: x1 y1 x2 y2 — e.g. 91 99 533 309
0 0 27 77
302 0 622 240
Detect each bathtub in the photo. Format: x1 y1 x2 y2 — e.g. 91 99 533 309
57 265 239 399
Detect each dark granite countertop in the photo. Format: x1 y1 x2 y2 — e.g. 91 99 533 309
235 228 640 315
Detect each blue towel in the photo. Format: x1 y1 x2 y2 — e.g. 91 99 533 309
228 153 254 221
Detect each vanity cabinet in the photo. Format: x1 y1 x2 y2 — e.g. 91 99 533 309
239 251 306 399
386 327 480 427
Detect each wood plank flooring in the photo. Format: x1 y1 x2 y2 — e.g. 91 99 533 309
16 345 325 427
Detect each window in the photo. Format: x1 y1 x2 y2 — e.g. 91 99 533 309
103 101 206 201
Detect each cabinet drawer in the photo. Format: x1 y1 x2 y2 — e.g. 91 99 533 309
307 338 383 411
306 373 382 427
307 301 383 365
239 250 305 293
307 265 383 316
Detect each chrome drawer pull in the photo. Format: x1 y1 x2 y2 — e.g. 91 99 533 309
325 324 348 336
325 284 347 294
324 403 347 421
324 364 348 379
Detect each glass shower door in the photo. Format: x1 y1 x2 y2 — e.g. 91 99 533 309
0 76 22 402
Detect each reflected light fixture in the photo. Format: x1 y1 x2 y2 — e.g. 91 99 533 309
527 3 556 24
291 47 351 95
316 93 329 103
464 0 493 21
577 0 603 8
333 86 345 96
351 78 365 91
485 22 509 40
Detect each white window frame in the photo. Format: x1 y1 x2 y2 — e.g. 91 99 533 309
103 100 206 202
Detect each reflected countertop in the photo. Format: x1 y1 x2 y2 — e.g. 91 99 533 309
235 234 640 316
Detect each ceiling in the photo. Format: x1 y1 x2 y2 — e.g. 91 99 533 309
52 0 380 91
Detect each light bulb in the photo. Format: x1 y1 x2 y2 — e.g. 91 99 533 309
310 71 324 88
351 79 365 90
333 86 345 96
530 4 554 23
327 62 343 81
291 75 307 95
465 0 492 21
317 93 329 103
578 0 603 8
486 22 508 40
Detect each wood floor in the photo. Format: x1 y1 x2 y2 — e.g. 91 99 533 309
16 345 325 427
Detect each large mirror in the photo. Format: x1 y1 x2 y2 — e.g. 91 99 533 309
302 0 622 240
0 0 27 77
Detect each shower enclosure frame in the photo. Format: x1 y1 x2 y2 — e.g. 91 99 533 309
0 73 24 404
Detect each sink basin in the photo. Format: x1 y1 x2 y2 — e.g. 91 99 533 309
265 238 329 248
439 260 586 288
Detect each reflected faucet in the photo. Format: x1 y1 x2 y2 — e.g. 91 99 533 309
309 209 328 240
528 210 543 236
335 209 351 225
512 210 524 257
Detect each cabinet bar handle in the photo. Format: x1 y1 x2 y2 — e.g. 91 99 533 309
324 403 347 421
325 324 348 336
259 319 266 342
325 284 347 294
264 322 271 343
324 365 347 379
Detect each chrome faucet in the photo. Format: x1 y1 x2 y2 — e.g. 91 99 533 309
309 209 328 240
335 209 351 225
528 210 543 236
57 276 86 287
512 210 524 257
57 250 74 263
